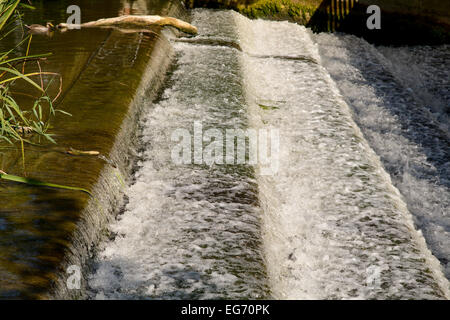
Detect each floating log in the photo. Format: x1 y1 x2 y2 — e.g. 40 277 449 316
57 15 198 35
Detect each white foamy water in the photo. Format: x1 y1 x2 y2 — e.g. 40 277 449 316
87 12 269 299
377 45 450 133
313 33 450 282
88 9 449 300
231 12 449 299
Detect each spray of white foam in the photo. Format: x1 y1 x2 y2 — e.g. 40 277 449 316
230 12 449 299
313 32 450 283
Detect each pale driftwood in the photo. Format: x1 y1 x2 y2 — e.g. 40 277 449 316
66 148 100 156
58 15 197 35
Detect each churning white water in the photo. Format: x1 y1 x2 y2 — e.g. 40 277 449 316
87 9 449 299
377 44 450 133
313 33 450 281
230 11 449 299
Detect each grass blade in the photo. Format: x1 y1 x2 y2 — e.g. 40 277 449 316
0 171 92 195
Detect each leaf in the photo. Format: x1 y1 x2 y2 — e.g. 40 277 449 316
0 94 30 125
55 109 72 116
18 3 35 10
258 103 279 110
43 133 56 144
0 67 44 92
0 52 52 66
0 0 20 31
0 171 92 195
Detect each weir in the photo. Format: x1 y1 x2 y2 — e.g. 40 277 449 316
87 9 449 299
0 1 448 300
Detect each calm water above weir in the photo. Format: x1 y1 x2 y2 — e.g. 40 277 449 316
0 0 181 299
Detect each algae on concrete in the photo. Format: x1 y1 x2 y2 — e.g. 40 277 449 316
238 0 321 25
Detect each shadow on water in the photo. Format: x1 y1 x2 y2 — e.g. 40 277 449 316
0 186 86 299
306 0 450 45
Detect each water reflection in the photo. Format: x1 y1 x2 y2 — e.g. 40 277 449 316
0 0 178 299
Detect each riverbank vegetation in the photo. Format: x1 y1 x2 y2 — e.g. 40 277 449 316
0 0 66 168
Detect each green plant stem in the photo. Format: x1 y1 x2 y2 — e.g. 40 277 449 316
0 170 92 195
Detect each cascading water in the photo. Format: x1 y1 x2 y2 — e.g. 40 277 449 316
377 44 450 133
232 11 449 299
87 9 449 299
87 11 269 299
313 33 450 281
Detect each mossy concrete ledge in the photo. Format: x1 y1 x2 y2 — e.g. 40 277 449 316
238 0 320 25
